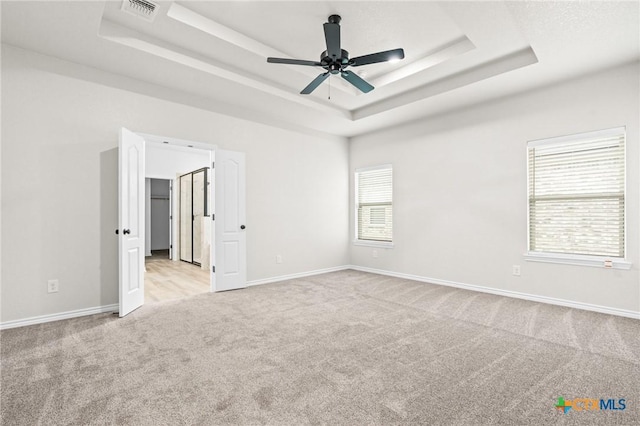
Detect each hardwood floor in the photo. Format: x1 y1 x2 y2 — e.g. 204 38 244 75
145 251 210 303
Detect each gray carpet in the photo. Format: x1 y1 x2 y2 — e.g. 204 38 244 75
1 270 639 425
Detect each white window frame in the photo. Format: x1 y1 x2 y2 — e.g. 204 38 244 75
354 164 394 248
525 127 631 270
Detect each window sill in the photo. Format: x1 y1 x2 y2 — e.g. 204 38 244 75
524 252 632 270
353 240 394 249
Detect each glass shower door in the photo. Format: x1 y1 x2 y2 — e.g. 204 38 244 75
179 174 193 263
179 168 209 265
192 169 206 265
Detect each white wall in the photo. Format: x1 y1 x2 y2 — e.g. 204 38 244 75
3 41 635 325
146 144 210 180
0 45 349 323
350 62 640 314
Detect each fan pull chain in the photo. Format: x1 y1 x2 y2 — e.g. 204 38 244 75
328 75 331 100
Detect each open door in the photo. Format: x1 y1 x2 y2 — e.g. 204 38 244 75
118 128 145 316
213 150 247 291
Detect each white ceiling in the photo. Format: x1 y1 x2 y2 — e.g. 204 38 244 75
2 1 639 138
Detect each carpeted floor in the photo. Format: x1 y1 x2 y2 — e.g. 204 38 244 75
1 270 639 425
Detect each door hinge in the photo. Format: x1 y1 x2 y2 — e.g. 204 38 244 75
170 244 172 249
212 214 215 221
211 162 214 168
212 266 215 273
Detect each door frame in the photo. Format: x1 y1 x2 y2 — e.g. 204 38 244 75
119 130 248 314
135 132 217 293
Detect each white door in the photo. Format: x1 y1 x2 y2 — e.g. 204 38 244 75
119 128 145 316
213 150 247 291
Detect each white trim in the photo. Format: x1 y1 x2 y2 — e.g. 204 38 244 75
527 126 626 148
354 163 393 174
246 265 351 287
138 132 217 152
352 240 394 248
0 304 119 330
524 252 632 270
348 265 640 320
4 265 638 329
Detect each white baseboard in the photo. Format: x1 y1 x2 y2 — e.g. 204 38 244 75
349 265 640 320
1 266 352 330
247 265 351 287
0 304 118 330
4 265 636 330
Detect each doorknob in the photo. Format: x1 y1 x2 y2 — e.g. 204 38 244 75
115 229 119 235
240 225 246 230
123 229 131 235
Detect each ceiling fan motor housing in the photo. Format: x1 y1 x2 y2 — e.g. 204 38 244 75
328 14 341 24
321 49 350 73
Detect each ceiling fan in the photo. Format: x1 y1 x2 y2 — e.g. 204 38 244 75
267 15 405 95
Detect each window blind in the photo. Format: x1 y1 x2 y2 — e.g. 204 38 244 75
528 128 625 257
357 166 392 242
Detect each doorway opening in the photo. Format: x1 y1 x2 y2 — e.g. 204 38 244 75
145 175 210 303
148 178 171 260
144 142 211 304
118 128 247 317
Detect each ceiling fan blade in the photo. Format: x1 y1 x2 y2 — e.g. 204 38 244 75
323 23 341 59
350 48 405 67
301 72 331 95
267 57 323 67
341 71 374 93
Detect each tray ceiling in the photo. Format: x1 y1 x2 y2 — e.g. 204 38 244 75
2 1 638 138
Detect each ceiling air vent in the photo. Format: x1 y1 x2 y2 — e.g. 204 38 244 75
121 0 159 22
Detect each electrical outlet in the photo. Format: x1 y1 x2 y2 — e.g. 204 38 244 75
47 279 59 293
276 255 282 264
372 250 378 258
512 265 521 276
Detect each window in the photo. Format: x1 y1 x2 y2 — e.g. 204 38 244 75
355 165 392 244
527 127 628 268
